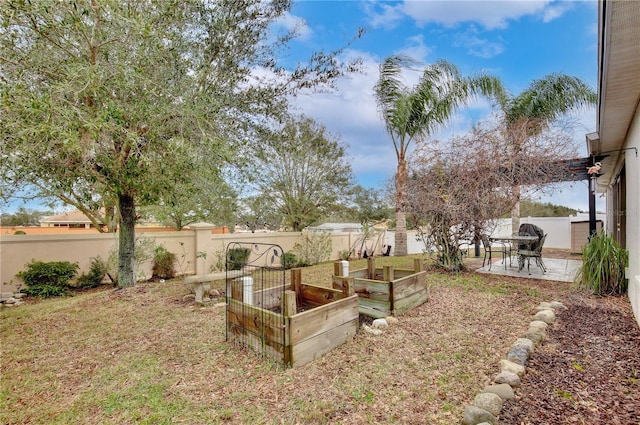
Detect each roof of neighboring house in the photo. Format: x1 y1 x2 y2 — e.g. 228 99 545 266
589 0 640 188
306 223 363 233
40 210 95 224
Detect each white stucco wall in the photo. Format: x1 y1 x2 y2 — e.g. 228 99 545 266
620 106 640 327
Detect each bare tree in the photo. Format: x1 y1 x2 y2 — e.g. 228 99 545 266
407 121 577 271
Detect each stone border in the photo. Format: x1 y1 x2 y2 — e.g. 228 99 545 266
462 301 566 425
0 292 26 307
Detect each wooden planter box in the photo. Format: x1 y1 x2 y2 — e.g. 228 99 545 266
226 268 358 367
332 258 429 318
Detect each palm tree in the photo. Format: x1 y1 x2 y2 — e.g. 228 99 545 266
498 73 597 233
374 55 504 256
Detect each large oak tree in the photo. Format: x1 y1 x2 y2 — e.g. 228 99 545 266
1 0 359 286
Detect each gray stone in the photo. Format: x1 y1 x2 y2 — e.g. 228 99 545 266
372 318 389 329
13 293 26 299
500 359 526 377
214 302 226 308
533 309 556 324
494 371 521 387
209 288 221 298
182 294 196 302
3 298 16 304
508 338 534 365
483 383 515 400
473 392 503 416
462 405 497 425
507 345 530 366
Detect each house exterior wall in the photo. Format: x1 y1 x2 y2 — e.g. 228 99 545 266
618 106 640 325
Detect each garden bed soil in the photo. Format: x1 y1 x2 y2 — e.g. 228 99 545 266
499 293 640 424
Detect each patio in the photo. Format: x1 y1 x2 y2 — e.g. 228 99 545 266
475 257 582 283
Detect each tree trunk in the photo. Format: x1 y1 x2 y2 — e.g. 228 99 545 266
394 159 408 256
511 185 521 235
117 193 137 287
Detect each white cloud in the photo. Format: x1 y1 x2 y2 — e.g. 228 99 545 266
366 1 565 30
291 49 500 187
397 34 433 62
277 11 312 41
453 27 505 58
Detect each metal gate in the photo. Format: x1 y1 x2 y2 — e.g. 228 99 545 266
224 242 287 364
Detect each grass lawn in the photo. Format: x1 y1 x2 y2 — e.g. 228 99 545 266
1 255 574 424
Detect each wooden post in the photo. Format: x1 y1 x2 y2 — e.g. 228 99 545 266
367 257 376 280
414 258 423 273
283 290 297 317
383 265 394 282
333 261 342 276
341 277 354 297
230 279 243 301
291 268 302 305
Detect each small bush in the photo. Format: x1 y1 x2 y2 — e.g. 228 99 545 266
227 247 251 270
76 256 108 289
282 252 308 269
576 232 628 296
13 230 26 235
152 246 177 280
292 231 332 266
17 260 79 298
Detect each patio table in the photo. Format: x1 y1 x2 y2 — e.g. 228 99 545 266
490 235 539 271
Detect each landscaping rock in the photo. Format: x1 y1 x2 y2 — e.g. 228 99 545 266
483 383 515 400
533 309 556 324
521 329 545 346
462 405 497 425
473 392 503 416
372 318 389 329
529 320 548 331
548 301 566 310
362 324 383 336
500 359 526 377
385 316 399 325
494 371 521 387
507 345 531 366
209 289 221 298
508 338 535 365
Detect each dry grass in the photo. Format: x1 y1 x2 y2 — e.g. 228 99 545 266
1 255 574 424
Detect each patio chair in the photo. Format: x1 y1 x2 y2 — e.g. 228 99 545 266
518 233 548 275
481 235 508 270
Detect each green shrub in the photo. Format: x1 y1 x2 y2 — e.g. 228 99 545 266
152 246 177 280
292 231 332 266
76 256 108 289
576 232 628 296
282 252 308 269
13 230 26 235
17 260 79 298
227 247 251 270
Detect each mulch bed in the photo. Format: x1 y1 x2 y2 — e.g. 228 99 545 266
499 294 640 424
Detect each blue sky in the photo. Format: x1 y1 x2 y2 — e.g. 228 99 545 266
285 0 601 212
4 0 602 215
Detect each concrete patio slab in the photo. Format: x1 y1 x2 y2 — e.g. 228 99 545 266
476 257 582 283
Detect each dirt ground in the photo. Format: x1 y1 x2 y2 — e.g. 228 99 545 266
467 248 640 425
500 294 640 424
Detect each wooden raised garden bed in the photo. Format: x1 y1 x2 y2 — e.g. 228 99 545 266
332 257 429 318
226 268 358 368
